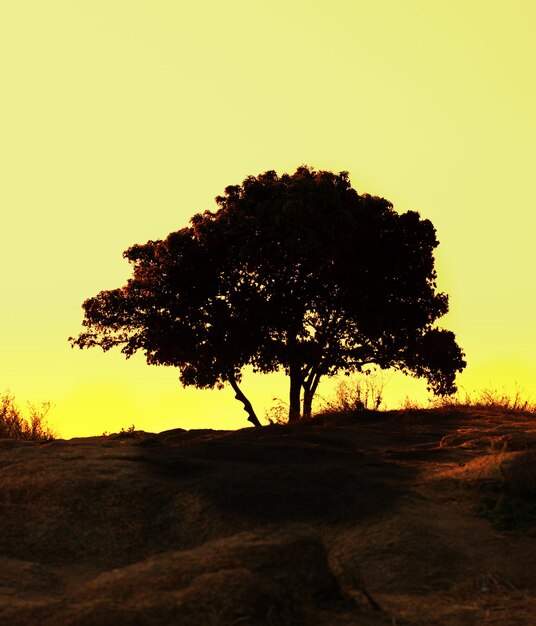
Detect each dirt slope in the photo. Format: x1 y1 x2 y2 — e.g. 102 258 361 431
1 407 535 625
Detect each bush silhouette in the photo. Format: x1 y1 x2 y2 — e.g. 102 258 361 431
0 392 55 441
71 166 465 425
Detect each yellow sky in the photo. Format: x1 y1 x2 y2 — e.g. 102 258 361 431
1 1 534 437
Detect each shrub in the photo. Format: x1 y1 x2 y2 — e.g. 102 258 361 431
320 371 386 415
264 399 289 426
0 392 56 441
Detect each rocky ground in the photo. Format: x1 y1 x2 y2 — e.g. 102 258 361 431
1 407 535 625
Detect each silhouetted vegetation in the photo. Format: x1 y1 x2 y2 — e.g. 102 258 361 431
321 372 387 414
0 392 55 441
402 387 536 415
71 166 465 425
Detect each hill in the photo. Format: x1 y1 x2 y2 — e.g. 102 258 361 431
1 407 535 625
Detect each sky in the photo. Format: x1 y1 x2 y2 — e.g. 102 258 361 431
1 1 534 438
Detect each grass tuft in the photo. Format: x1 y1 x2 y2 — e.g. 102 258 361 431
423 387 536 415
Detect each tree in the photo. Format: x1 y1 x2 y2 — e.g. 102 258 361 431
70 166 466 425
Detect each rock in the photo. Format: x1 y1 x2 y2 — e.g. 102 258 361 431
5 528 350 626
0 556 59 594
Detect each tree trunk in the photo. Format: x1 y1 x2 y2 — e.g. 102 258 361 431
288 369 302 422
303 387 314 420
302 371 322 420
228 375 262 427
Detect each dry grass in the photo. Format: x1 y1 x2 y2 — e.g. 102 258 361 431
317 372 387 416
0 392 56 441
403 387 536 415
319 370 535 419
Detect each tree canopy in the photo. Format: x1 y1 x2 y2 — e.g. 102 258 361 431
70 166 466 425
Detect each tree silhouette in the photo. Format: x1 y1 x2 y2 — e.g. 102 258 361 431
70 166 466 425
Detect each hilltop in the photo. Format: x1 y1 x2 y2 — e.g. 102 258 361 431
1 406 535 625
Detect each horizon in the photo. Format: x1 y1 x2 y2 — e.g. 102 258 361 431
1 1 534 438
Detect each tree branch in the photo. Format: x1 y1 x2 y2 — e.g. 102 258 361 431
228 374 262 427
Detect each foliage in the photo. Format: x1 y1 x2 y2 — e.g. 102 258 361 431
0 392 56 441
71 166 466 424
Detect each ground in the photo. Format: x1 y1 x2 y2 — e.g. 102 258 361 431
0 407 535 625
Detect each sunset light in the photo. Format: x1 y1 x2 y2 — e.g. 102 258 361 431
1 1 534 437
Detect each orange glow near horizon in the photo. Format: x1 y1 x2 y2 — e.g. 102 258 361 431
0 1 534 438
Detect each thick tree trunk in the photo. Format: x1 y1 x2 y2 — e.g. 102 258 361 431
228 375 262 427
288 370 302 422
